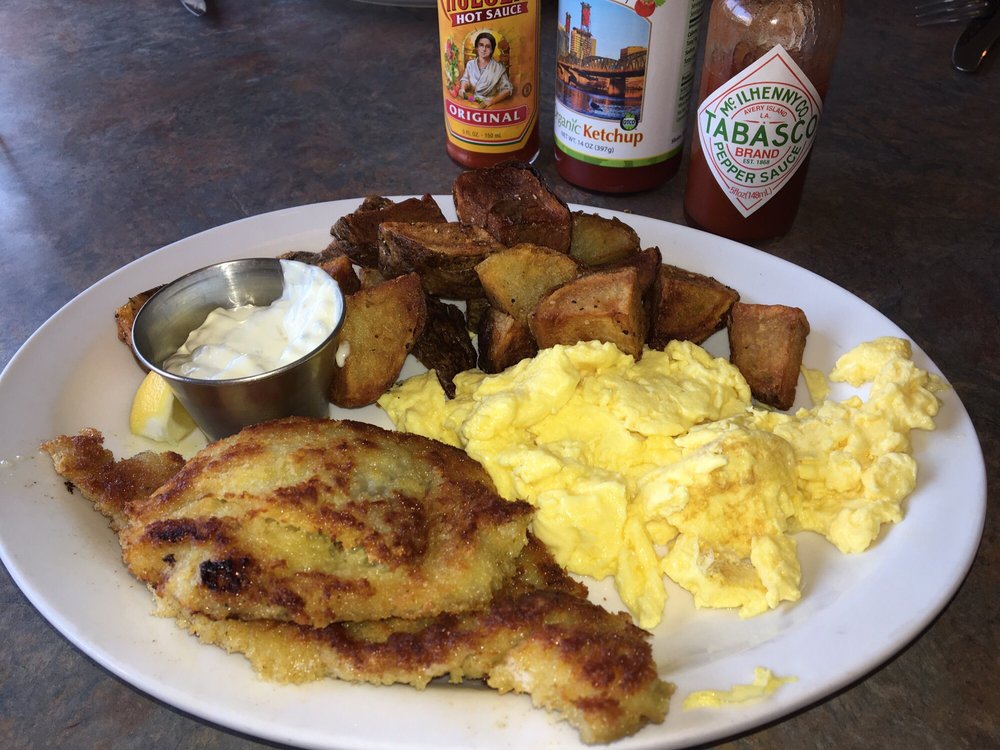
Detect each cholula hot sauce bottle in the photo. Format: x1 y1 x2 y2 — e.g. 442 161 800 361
438 0 541 168
683 0 843 241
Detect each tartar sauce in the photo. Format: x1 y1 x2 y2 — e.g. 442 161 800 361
163 260 342 380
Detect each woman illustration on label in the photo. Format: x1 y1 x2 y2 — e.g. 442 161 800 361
460 32 513 108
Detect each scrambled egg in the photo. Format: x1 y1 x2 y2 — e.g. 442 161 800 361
378 337 945 629
683 667 797 709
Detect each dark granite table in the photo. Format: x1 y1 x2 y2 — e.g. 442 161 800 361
1 1 996 748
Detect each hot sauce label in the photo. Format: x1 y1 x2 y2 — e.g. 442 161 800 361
439 0 538 153
554 0 703 168
696 46 822 218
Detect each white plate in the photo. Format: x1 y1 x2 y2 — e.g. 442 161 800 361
0 198 986 750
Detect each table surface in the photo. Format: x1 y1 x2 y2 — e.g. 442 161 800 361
1 1 997 748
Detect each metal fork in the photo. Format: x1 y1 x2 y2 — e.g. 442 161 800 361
915 0 992 25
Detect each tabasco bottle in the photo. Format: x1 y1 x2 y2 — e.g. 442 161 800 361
554 0 704 193
438 0 541 168
683 0 844 241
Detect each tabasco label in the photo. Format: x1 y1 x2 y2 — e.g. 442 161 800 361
696 46 822 218
438 0 539 153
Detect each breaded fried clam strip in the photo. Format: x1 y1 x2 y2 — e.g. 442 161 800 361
41 427 185 532
170 536 673 746
44 419 535 627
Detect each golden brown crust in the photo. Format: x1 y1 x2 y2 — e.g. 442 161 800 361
40 429 184 531
569 211 642 268
477 306 538 374
474 243 580 327
329 273 427 408
41 425 672 744
649 264 740 348
171 535 670 745
114 287 161 351
48 419 534 626
728 302 810 410
530 267 649 359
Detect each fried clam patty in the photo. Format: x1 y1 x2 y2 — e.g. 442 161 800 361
42 418 534 626
42 425 674 744
172 534 673 745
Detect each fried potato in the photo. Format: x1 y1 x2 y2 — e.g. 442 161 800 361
530 266 648 359
114 287 160 350
475 243 580 327
649 264 740 348
412 296 477 398
728 302 810 411
478 306 539 374
330 273 427 408
331 194 446 267
377 221 504 299
464 295 490 333
453 161 572 252
569 211 641 267
317 253 362 296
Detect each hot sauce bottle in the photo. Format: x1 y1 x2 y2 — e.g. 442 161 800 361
438 0 541 168
554 0 704 193
683 0 843 241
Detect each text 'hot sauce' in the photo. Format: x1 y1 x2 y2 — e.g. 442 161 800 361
683 0 843 241
438 0 540 168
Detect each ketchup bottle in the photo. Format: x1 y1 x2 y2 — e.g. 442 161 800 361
554 0 704 193
683 0 843 241
437 0 541 168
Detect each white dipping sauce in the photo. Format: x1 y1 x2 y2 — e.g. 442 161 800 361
163 260 342 380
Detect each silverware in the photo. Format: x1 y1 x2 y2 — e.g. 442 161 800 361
179 0 208 16
915 0 991 25
953 8 1000 69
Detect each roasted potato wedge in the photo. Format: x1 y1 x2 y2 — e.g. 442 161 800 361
727 302 809 411
453 161 572 252
329 273 427 408
377 221 504 299
569 212 641 267
478 306 539 374
331 194 446 267
464 295 490 333
648 264 739 348
115 287 160 349
475 243 580 327
412 296 477 398
530 267 648 359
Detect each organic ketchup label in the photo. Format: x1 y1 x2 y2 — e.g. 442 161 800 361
696 46 822 218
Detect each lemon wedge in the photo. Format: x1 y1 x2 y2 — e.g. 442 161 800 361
129 371 197 442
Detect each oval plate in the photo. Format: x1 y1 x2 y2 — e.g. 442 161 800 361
0 198 986 749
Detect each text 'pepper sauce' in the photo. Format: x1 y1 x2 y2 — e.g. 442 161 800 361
683 0 843 241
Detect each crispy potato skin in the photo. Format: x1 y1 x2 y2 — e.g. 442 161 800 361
377 221 503 299
478 306 539 374
531 267 649 359
649 264 739 348
332 195 446 267
330 273 427 408
475 243 580 327
569 211 641 267
453 162 572 252
728 302 810 410
411 295 477 397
